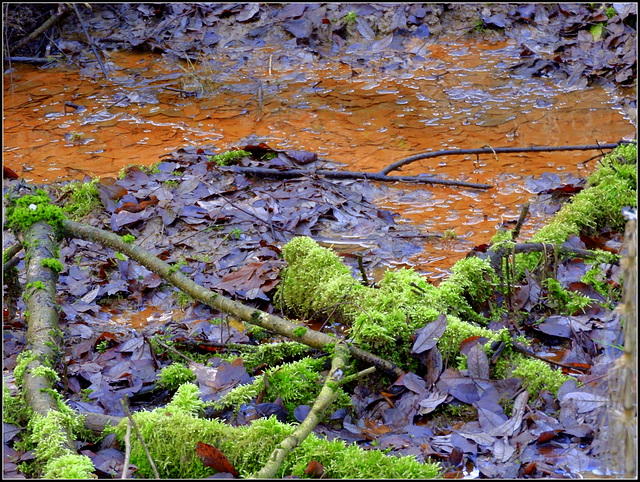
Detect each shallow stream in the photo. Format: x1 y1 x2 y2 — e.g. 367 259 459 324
3 40 635 277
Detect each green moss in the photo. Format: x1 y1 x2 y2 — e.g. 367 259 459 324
40 257 64 273
156 363 197 391
165 382 207 416
278 237 503 367
437 257 498 324
60 179 100 220
292 326 307 338
276 236 367 320
121 234 135 243
531 143 636 246
23 281 47 302
31 365 60 383
118 162 161 179
208 149 251 166
13 350 40 386
225 341 311 371
542 278 594 315
3 381 31 426
438 315 504 362
4 192 66 234
215 357 351 420
42 453 95 479
114 383 441 479
493 353 570 396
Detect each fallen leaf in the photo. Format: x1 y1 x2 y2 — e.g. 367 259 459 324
304 460 324 478
196 441 238 477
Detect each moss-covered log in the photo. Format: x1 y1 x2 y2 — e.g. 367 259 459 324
20 221 68 413
15 220 95 478
61 220 404 379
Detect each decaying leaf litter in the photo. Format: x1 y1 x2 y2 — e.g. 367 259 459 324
3 2 637 479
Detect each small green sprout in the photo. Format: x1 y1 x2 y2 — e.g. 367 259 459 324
208 150 251 166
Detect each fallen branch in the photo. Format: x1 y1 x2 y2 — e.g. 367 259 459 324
483 241 609 274
3 56 63 64
21 222 68 418
251 342 370 478
222 166 492 189
61 220 404 379
379 142 625 175
120 397 159 479
10 4 69 51
71 4 110 81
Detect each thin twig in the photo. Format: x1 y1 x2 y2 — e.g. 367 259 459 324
511 341 590 372
121 419 131 479
222 166 493 189
71 4 110 80
512 202 530 242
152 337 196 364
120 397 160 479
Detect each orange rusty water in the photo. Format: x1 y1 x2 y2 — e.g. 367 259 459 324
3 42 635 277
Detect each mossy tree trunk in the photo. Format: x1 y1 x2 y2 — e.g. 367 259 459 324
21 221 75 450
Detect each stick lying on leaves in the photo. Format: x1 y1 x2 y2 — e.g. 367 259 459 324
222 166 492 189
62 220 404 379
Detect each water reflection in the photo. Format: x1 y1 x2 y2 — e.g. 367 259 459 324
3 41 634 275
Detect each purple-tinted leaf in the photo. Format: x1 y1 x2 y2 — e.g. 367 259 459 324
450 433 477 455
467 343 490 380
488 390 528 437
559 391 608 413
283 149 318 165
422 346 443 387
491 437 515 463
283 18 313 39
370 33 394 51
400 371 428 396
236 3 259 22
417 389 447 415
275 3 308 20
412 313 447 354
355 17 376 41
294 404 311 422
536 316 573 338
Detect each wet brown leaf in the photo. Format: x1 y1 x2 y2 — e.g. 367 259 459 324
196 441 238 477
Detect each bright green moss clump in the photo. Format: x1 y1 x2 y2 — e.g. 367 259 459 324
278 237 501 367
42 453 95 479
215 357 351 419
40 258 64 273
156 363 197 391
4 191 65 233
532 142 636 245
208 149 252 166
113 383 441 479
60 179 101 220
277 236 366 320
494 353 570 396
